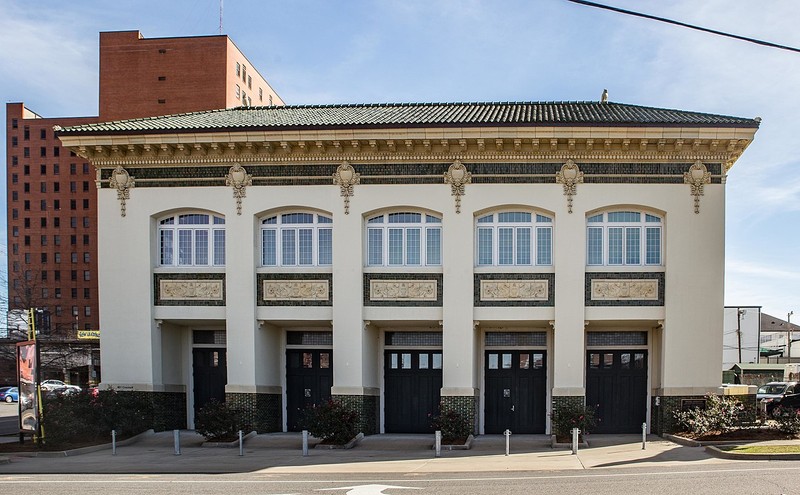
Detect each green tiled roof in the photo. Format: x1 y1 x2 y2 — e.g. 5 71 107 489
58 101 761 135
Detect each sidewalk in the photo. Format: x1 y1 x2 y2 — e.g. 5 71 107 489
0 431 747 474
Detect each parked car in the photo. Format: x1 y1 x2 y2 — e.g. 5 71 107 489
775 392 800 414
40 380 81 393
0 387 19 403
757 381 799 415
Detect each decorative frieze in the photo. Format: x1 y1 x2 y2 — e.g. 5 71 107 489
369 280 438 301
683 161 711 214
480 280 548 301
591 279 659 301
262 280 329 301
108 165 134 217
159 280 223 301
555 159 584 213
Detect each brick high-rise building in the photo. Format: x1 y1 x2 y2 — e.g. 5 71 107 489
5 31 282 385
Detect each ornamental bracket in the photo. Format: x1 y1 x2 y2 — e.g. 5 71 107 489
444 160 472 213
225 163 253 215
555 159 584 213
333 161 360 214
683 161 711 214
108 165 135 217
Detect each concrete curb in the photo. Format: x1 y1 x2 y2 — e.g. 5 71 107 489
432 434 474 450
551 434 589 449
662 433 791 448
314 432 364 450
705 445 800 461
7 429 155 458
202 431 257 448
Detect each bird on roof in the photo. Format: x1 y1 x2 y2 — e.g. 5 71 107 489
600 89 608 104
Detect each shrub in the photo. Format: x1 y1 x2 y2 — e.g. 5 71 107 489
772 406 800 435
550 402 597 438
429 409 471 442
300 400 358 445
41 388 152 448
194 399 244 441
673 394 744 435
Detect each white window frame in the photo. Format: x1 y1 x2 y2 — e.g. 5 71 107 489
260 212 333 267
586 211 663 266
365 212 442 267
475 211 553 266
158 213 226 267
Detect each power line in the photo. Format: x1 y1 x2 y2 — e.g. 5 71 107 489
566 0 800 54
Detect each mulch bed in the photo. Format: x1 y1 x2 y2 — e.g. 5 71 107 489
0 438 110 453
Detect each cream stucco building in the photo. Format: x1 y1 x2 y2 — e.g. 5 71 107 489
57 101 759 435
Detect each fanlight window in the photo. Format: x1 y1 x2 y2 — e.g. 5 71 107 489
261 213 332 266
159 213 225 266
586 211 662 266
475 211 553 266
366 212 442 266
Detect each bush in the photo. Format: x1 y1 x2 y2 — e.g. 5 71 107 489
194 399 244 441
429 409 471 442
300 400 358 445
550 402 597 438
772 406 800 435
673 394 744 435
41 389 152 448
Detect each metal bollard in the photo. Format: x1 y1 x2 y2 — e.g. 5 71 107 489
112 429 116 455
504 429 511 456
434 430 441 458
302 429 309 457
642 422 647 450
571 428 580 455
173 429 181 456
239 430 244 456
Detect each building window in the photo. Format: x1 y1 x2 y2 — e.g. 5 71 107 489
23 127 30 140
247 75 252 89
11 118 17 129
23 165 29 175
84 252 90 263
11 173 18 184
242 64 246 82
84 270 90 281
259 88 263 101
54 182 60 192
83 199 89 209
83 217 90 228
83 181 89 191
236 85 240 99
84 306 91 317
475 211 553 266
235 62 240 76
40 200 46 211
84 288 90 299
366 212 442 266
41 164 47 175
586 211 663 266
261 212 332 266
40 129 46 139
269 94 273 106
40 147 46 157
83 163 90 174
54 218 60 228
158 76 166 81
11 136 18 147
53 147 59 157
159 213 226 266
23 147 29 158
53 163 59 174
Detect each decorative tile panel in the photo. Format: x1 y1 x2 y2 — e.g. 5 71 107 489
591 279 658 301
154 273 225 306
364 273 443 307
585 272 664 306
257 273 332 306
370 280 437 301
263 280 329 301
480 279 548 301
160 280 223 301
474 273 554 307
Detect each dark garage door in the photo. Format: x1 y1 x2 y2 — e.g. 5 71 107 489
586 350 647 433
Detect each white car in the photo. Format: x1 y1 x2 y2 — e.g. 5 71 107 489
41 380 81 393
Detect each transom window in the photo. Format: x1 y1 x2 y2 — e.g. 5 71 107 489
261 212 332 266
366 212 441 266
586 211 662 266
159 213 225 266
476 211 553 266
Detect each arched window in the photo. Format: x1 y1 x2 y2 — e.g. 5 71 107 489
586 211 662 266
261 212 332 266
475 211 553 266
366 212 441 266
159 213 225 266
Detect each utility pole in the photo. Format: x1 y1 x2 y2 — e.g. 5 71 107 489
737 308 746 363
789 311 794 359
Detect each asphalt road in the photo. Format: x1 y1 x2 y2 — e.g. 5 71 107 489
1 463 799 495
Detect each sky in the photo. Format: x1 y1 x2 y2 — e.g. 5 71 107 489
0 0 798 320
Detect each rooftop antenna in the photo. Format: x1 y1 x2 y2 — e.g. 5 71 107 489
219 0 224 34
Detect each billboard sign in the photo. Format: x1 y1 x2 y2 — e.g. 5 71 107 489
16 341 39 433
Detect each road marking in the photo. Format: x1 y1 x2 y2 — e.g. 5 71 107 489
317 485 421 494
